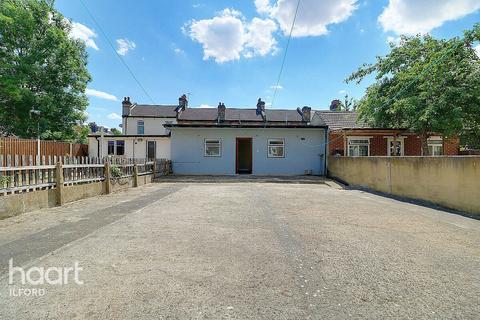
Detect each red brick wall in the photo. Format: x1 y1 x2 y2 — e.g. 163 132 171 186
370 136 387 156
404 135 422 156
329 132 345 156
327 132 459 156
444 137 459 155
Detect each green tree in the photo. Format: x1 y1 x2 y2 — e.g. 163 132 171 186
0 0 91 140
338 94 358 111
346 25 480 155
110 128 121 135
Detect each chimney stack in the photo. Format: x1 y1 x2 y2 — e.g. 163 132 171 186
217 102 226 122
122 97 132 116
178 94 188 111
256 98 266 121
330 99 341 111
302 106 311 122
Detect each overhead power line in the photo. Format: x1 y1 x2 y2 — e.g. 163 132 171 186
271 0 301 109
78 0 156 104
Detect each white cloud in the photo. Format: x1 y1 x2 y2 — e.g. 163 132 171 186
70 22 99 50
270 85 283 90
186 8 277 63
86 89 118 101
107 113 122 120
386 36 401 46
244 18 278 57
257 0 358 37
379 0 480 35
339 89 347 94
171 43 186 56
116 38 136 56
255 0 272 14
174 48 185 55
198 104 216 108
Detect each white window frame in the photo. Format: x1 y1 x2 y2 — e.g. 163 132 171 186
267 139 285 158
107 140 115 156
385 136 406 156
137 120 145 135
347 136 371 157
107 140 125 156
115 140 125 156
427 136 443 156
204 139 221 157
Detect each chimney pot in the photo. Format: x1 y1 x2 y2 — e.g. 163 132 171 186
330 99 341 111
256 98 267 121
301 106 311 122
217 102 226 122
122 96 133 116
178 94 188 111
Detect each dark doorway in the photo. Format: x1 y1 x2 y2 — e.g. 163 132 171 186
236 138 252 174
147 141 156 160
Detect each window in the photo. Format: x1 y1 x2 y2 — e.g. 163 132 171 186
268 139 285 158
116 140 125 156
107 141 115 155
137 120 145 135
147 141 156 159
428 138 443 156
108 140 125 156
204 139 221 157
387 137 405 156
348 138 369 156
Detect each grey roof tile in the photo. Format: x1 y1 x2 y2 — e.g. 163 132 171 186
129 105 177 117
315 111 368 130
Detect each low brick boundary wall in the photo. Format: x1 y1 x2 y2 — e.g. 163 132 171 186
328 156 480 215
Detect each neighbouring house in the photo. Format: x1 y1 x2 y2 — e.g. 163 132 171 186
165 99 328 175
317 108 459 156
88 96 177 159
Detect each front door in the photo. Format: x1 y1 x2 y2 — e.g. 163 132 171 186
236 138 252 174
147 141 156 160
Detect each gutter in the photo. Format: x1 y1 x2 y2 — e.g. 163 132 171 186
163 124 327 129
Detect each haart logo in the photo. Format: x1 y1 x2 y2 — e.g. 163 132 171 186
8 259 84 297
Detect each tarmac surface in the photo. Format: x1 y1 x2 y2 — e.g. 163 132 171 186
0 181 479 319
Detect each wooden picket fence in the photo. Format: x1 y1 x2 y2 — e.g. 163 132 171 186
0 156 172 196
0 137 88 166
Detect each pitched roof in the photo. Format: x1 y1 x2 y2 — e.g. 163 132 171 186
177 108 307 123
315 111 368 130
127 104 177 118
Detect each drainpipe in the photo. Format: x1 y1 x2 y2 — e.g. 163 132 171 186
324 127 329 176
99 129 105 160
95 136 100 158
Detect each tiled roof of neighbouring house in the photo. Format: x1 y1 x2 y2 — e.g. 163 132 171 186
127 104 178 118
315 111 368 130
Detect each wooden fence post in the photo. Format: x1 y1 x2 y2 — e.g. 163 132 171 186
133 162 139 187
55 162 65 206
104 161 111 194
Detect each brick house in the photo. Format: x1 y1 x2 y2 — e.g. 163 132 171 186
316 111 459 156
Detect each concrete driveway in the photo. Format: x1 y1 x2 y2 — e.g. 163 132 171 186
0 181 479 319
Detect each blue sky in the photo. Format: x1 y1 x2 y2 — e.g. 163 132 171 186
55 0 480 129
